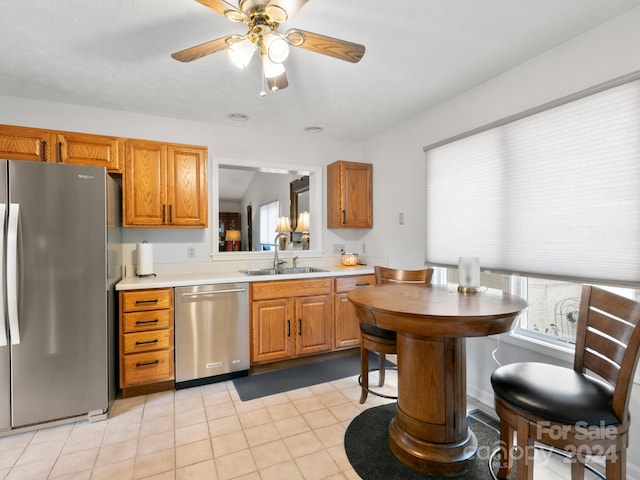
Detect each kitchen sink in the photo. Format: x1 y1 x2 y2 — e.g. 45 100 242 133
240 267 328 276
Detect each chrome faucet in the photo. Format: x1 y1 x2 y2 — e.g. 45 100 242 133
273 233 288 270
292 256 299 269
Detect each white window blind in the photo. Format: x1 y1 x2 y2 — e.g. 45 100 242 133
424 74 640 286
259 200 279 246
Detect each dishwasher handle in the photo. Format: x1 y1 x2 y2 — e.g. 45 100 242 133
181 288 246 298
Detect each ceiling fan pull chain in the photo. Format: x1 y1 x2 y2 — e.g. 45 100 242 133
259 57 266 97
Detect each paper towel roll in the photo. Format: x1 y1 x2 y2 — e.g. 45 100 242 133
136 242 154 276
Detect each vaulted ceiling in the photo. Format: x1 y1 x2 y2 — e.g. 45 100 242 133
2 0 640 140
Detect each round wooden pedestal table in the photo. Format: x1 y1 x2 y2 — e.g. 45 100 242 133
348 284 527 477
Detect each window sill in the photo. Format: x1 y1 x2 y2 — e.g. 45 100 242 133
500 329 640 385
499 329 575 364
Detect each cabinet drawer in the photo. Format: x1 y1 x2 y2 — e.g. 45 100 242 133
122 309 172 333
251 278 331 300
121 288 173 312
334 274 376 293
122 330 172 354
122 350 174 386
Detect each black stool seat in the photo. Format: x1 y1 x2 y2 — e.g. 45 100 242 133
360 322 396 340
491 361 617 426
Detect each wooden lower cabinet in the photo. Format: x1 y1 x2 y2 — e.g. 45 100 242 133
250 279 332 365
334 274 376 349
119 288 174 396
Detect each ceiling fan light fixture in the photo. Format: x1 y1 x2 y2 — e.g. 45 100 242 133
224 9 246 22
265 34 289 64
227 39 255 69
265 4 288 23
262 55 285 79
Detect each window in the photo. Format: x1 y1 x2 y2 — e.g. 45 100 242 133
259 200 279 249
506 276 640 346
424 72 640 287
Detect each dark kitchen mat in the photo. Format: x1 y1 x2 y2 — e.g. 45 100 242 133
232 352 392 401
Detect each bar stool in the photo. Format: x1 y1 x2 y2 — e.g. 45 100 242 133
358 266 433 403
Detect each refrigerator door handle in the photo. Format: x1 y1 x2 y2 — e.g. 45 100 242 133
7 203 20 345
0 203 6 347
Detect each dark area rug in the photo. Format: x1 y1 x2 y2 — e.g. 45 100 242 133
345 403 511 480
233 352 393 401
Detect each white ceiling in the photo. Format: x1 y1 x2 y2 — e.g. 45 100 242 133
2 0 640 141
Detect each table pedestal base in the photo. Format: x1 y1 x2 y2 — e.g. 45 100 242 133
389 417 477 476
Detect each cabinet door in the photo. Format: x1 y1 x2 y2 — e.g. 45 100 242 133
342 162 372 227
334 292 361 349
167 145 208 227
333 274 375 349
251 298 294 363
327 161 373 228
56 132 122 172
124 140 167 226
0 124 52 162
295 295 332 356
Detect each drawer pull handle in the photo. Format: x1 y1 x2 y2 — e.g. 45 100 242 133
136 360 160 368
135 319 159 325
355 282 371 286
135 299 159 305
287 320 291 337
298 318 302 336
41 140 47 162
135 339 159 346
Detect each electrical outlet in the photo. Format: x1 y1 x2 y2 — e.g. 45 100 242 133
399 212 405 225
333 243 345 254
187 246 195 258
362 243 366 254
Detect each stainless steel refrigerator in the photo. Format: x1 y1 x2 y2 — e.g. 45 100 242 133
0 159 121 433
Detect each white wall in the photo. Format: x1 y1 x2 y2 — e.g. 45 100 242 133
360 5 640 477
0 95 362 267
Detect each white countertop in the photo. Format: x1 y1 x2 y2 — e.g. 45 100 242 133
116 264 375 290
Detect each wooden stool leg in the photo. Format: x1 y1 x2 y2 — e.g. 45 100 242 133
359 346 369 404
516 416 534 480
606 447 625 480
571 455 586 480
497 422 514 479
378 353 386 387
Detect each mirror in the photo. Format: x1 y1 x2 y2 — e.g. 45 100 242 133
214 159 322 255
290 175 309 244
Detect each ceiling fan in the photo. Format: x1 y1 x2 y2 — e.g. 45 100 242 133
172 0 366 95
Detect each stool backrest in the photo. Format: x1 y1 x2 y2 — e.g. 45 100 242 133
574 285 640 424
374 266 434 286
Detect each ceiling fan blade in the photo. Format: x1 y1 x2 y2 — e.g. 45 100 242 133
286 29 365 63
266 0 309 21
195 0 245 19
267 71 289 91
171 36 230 62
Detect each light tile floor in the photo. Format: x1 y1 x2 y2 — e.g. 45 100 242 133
0 369 603 480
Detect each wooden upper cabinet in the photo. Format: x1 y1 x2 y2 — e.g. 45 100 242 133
0 124 53 162
327 160 373 228
55 131 122 172
123 139 208 228
0 124 122 172
124 140 167 226
167 144 208 227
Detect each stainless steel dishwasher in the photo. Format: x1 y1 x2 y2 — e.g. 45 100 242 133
175 283 249 388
